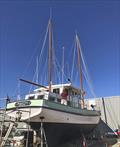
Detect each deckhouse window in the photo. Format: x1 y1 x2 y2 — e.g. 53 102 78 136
37 95 44 99
28 96 35 100
53 88 60 94
75 92 77 95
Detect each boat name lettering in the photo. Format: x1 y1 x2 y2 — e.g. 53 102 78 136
15 101 31 107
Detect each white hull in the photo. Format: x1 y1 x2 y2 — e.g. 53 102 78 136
6 99 100 147
7 107 100 125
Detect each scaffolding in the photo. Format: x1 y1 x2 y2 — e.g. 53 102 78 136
0 105 49 147
0 98 9 142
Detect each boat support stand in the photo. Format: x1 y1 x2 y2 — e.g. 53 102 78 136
39 116 48 147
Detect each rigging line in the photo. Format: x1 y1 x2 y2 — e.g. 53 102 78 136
43 57 49 85
80 45 96 98
53 45 67 83
82 69 96 98
54 55 68 83
71 37 76 81
38 22 49 70
52 47 58 84
82 61 96 97
29 65 39 93
66 63 71 81
52 65 58 84
22 28 48 78
53 61 59 84
29 56 40 92
54 54 62 84
62 46 65 84
38 57 47 85
41 58 48 85
29 74 36 93
74 70 79 85
54 59 62 84
29 21 49 91
13 23 49 97
43 75 47 86
52 44 62 84
36 56 39 84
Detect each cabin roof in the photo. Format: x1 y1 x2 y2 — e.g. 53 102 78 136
34 83 80 92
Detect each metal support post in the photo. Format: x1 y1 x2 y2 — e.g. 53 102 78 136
39 116 48 147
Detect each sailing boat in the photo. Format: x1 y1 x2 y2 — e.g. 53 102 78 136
6 18 100 147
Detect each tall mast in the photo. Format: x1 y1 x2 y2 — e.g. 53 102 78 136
36 56 39 84
62 46 65 84
76 35 84 108
48 18 52 92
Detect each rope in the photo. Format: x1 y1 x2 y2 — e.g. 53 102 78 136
71 37 77 81
28 21 49 91
54 55 69 83
80 45 96 98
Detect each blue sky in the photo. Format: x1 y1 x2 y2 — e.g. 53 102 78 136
0 0 120 106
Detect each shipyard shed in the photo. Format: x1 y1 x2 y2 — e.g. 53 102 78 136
88 96 120 131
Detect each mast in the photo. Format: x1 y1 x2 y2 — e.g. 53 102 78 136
76 34 85 108
62 46 65 84
48 18 53 92
36 56 39 84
